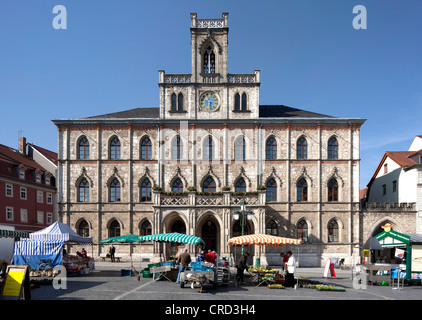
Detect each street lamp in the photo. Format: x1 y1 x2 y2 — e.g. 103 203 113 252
232 200 254 254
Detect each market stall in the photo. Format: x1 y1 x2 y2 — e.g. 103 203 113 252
27 222 93 277
227 234 302 287
138 232 210 286
372 224 422 283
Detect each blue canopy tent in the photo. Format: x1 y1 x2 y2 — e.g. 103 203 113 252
12 240 64 269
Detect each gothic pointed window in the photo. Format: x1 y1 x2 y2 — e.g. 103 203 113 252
266 178 277 202
297 137 307 160
204 136 214 160
328 178 339 202
140 178 152 202
328 220 339 243
266 137 277 160
235 136 246 160
241 93 247 111
171 93 177 111
203 46 215 74
141 220 152 236
110 178 121 202
178 93 184 111
172 178 183 193
297 220 308 242
266 220 278 236
109 220 121 238
78 136 89 160
235 93 240 111
235 178 246 192
328 137 339 160
297 178 308 202
110 137 121 160
171 136 183 160
78 220 89 237
141 137 152 160
203 177 216 193
78 178 90 202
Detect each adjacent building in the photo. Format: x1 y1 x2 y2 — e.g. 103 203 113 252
52 13 365 266
0 138 57 233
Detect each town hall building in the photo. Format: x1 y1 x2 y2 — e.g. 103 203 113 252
52 13 365 266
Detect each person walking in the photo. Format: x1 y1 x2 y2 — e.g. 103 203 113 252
109 245 116 263
284 251 296 288
176 248 191 284
235 252 250 284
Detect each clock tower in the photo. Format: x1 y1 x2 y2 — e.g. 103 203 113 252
158 13 260 120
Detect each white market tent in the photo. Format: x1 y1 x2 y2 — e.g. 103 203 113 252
29 221 92 244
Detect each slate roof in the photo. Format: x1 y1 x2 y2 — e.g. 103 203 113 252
83 105 334 120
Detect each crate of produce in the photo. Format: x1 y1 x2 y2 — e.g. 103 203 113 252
148 263 161 268
142 269 152 278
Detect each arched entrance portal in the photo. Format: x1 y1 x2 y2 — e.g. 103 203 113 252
202 220 218 251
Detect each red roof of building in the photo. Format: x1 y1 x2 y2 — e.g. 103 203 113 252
28 143 58 165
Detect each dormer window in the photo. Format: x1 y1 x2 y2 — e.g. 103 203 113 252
36 173 41 183
19 168 25 180
203 46 215 73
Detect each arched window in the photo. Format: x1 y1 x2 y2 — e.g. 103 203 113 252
110 178 121 202
234 93 240 111
266 137 277 160
78 178 90 202
266 220 278 236
328 220 339 243
171 136 183 160
328 178 338 202
140 220 152 236
328 137 339 160
140 179 152 202
297 178 308 202
234 136 246 160
297 137 307 160
203 46 215 74
297 220 308 242
171 220 186 234
204 136 214 160
78 136 89 160
110 137 121 160
241 93 247 111
266 178 277 202
109 220 121 238
235 178 246 192
172 178 183 193
178 93 184 111
78 220 89 237
140 137 152 160
171 93 177 111
203 177 216 193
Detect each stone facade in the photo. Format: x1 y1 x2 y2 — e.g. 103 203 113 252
53 13 366 266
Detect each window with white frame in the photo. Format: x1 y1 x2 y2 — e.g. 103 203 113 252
6 207 14 221
46 212 53 224
45 175 51 185
37 211 44 224
5 184 13 197
47 193 53 204
37 190 43 203
20 187 27 200
19 169 25 180
36 174 41 183
20 209 28 223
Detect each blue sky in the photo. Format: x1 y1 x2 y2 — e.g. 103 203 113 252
1 0 421 190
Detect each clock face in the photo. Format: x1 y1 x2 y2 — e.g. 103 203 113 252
200 91 220 112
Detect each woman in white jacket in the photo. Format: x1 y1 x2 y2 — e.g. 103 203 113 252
285 251 296 287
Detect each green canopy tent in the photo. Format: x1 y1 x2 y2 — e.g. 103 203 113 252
138 232 205 246
100 234 140 244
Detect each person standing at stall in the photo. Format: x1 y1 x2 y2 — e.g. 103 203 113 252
284 251 296 288
176 248 191 284
109 245 116 263
235 252 250 284
197 250 205 262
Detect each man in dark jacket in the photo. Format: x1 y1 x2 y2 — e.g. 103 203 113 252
235 252 250 283
176 248 191 283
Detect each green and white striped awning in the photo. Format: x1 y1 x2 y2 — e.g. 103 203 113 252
0 229 30 238
139 232 205 245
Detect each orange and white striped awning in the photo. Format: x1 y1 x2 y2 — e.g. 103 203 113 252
227 234 302 247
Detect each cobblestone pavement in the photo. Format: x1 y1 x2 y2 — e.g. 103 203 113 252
29 262 422 301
